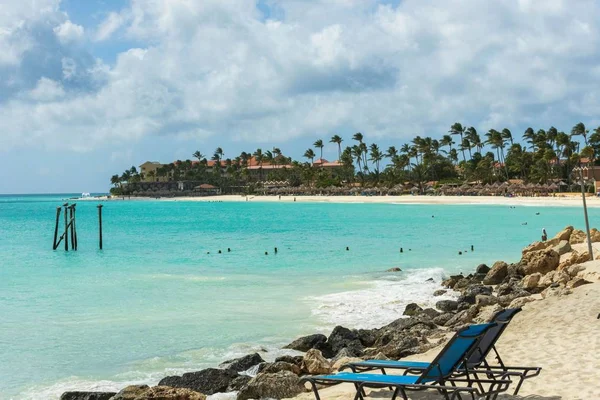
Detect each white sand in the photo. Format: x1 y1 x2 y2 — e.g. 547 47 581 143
156 194 600 208
293 282 600 400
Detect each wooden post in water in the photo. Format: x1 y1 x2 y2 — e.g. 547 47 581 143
53 207 61 250
72 204 78 251
69 205 75 250
97 204 103 250
63 203 69 251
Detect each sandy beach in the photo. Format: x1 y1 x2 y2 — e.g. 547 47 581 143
154 194 600 208
293 281 600 400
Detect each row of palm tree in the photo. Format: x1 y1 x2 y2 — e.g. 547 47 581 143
111 122 600 194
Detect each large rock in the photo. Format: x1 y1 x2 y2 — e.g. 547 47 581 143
474 304 503 324
111 386 206 400
220 353 265 372
569 230 586 244
441 275 463 289
283 334 327 352
475 295 498 307
475 264 490 274
519 249 559 275
237 371 305 400
228 375 253 391
435 300 458 312
483 261 508 285
508 296 536 309
552 240 571 256
458 285 493 304
567 277 593 289
521 241 550 256
433 289 447 296
326 326 363 356
590 228 600 242
301 349 332 375
444 306 478 328
274 355 303 366
541 286 572 299
403 303 423 316
354 328 377 347
261 361 301 376
60 393 116 400
521 273 542 290
158 368 238 395
553 226 574 241
432 313 454 326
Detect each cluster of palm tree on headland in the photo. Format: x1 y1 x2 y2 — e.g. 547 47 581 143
111 122 600 193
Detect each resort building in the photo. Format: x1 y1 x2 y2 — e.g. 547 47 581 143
139 161 166 182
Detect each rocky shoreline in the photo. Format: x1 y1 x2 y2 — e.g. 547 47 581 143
60 225 600 400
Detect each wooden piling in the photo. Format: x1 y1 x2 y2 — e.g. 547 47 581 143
63 203 69 251
53 207 61 250
72 204 78 250
69 205 75 250
97 204 103 250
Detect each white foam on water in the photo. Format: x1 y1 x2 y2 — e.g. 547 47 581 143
308 268 457 329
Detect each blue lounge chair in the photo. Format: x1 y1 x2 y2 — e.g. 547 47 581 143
341 308 540 394
301 323 511 400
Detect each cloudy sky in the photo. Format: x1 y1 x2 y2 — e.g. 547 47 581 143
1 0 599 193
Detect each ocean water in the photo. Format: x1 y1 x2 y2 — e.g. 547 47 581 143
0 194 597 399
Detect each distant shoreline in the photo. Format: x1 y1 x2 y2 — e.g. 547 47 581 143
84 194 600 208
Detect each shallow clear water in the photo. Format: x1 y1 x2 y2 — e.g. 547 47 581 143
0 194 597 399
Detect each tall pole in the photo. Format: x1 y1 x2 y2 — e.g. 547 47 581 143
578 168 594 260
98 204 103 250
53 207 61 250
63 203 69 251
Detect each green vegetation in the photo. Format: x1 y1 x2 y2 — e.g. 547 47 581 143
111 122 600 195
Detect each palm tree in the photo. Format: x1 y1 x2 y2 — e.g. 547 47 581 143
330 135 343 160
485 129 508 179
386 146 398 159
449 123 467 162
571 122 589 146
440 135 454 154
501 128 513 146
369 143 383 177
304 148 315 165
313 139 324 163
352 132 369 171
465 127 480 156
351 145 363 173
193 151 204 162
253 148 264 181
110 174 121 187
523 127 536 151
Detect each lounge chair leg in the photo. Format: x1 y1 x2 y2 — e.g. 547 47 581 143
513 376 525 395
307 380 321 400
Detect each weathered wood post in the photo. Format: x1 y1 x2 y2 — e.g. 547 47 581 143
72 204 78 251
53 207 61 250
97 204 103 250
63 203 69 251
69 205 75 250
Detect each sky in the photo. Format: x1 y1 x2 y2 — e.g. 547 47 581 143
1 0 600 193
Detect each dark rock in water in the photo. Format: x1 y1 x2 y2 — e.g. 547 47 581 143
432 312 454 326
326 326 364 356
237 371 305 400
283 334 327 352
60 392 116 400
227 375 252 391
386 267 402 272
261 361 301 375
420 308 441 319
158 368 238 395
456 301 471 312
476 264 490 274
470 273 487 283
403 303 423 317
454 277 471 290
425 277 434 282
313 341 334 358
459 285 493 304
275 355 304 366
220 353 264 372
433 289 447 297
435 299 458 312
441 274 464 288
111 385 149 400
354 328 377 347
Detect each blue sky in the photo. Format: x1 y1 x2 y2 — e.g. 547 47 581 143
1 0 599 194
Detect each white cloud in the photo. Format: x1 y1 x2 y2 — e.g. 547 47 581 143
53 20 84 44
95 12 126 42
28 77 65 101
2 0 600 153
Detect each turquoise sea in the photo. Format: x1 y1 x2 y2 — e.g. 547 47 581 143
0 194 597 399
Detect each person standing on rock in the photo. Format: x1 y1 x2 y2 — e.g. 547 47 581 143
542 228 547 242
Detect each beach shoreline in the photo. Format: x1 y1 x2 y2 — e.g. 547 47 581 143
88 193 600 208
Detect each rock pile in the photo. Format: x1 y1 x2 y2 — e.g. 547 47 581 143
61 226 600 400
